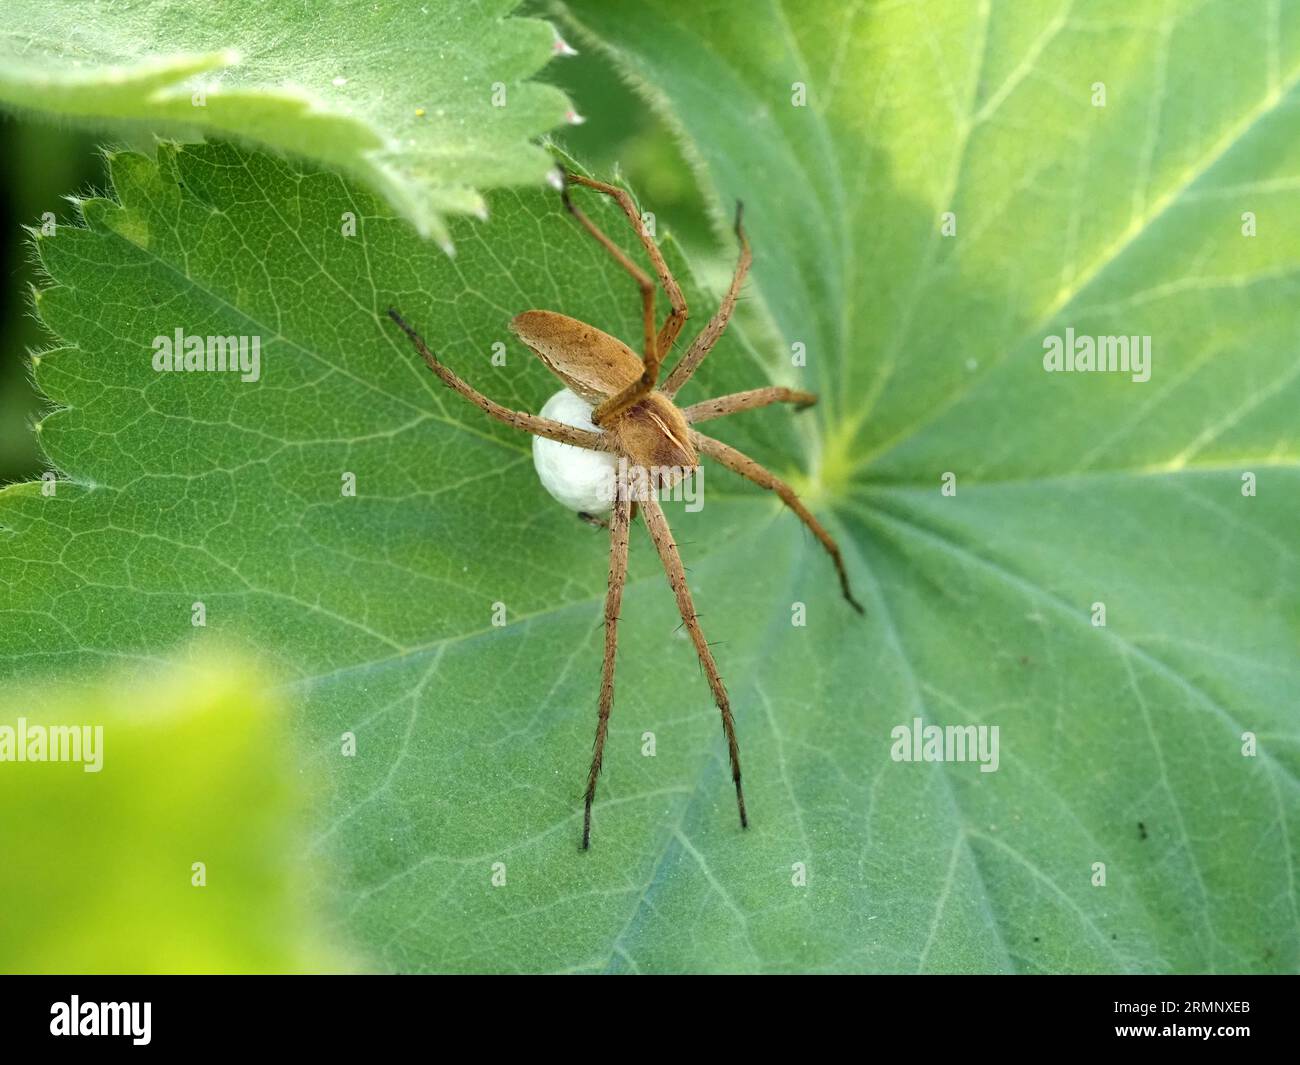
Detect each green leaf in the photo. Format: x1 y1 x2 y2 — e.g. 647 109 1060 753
5 139 805 973
4 0 1300 975
0 652 335 973
551 0 1300 971
0 0 576 246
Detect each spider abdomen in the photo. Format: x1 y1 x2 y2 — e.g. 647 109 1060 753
511 310 641 403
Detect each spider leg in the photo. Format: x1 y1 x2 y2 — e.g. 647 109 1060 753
560 175 685 427
682 386 817 424
693 430 864 614
564 172 689 358
560 184 656 392
639 494 748 832
583 492 633 849
662 202 751 397
388 310 605 450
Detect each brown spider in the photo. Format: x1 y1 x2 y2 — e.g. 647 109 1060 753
388 171 862 849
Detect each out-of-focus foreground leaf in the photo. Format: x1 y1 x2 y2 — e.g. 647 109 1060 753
0 652 334 972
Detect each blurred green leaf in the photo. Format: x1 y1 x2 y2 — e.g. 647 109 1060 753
0 0 576 245
0 652 333 973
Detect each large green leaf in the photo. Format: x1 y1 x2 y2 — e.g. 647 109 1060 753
551 0 1300 971
3 139 809 973
0 0 576 246
3 0 1299 974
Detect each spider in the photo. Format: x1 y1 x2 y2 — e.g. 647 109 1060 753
388 171 862 849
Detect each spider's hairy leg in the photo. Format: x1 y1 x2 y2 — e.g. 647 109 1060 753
693 431 865 614
682 386 817 424
558 180 657 422
583 493 633 849
387 309 605 450
564 171 688 357
640 494 748 831
662 201 751 397
559 173 684 427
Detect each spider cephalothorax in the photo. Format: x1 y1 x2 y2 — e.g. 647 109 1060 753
389 170 861 849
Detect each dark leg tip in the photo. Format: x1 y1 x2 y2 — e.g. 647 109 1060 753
387 308 420 343
733 199 745 237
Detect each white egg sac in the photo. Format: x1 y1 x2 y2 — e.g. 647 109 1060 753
532 388 617 514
